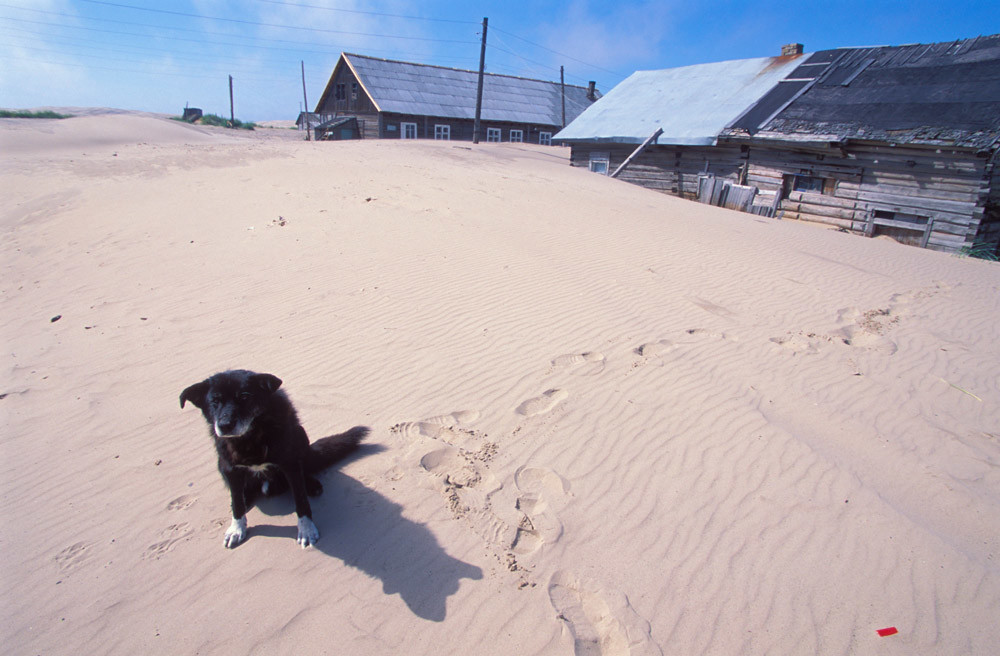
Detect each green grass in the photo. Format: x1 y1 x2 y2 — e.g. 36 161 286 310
197 113 256 130
956 241 1000 261
0 109 72 119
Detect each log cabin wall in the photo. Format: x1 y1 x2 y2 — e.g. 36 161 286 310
569 141 995 253
978 152 1000 251
760 142 989 252
570 143 745 199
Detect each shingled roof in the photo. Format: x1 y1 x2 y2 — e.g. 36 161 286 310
725 34 1000 150
317 53 598 127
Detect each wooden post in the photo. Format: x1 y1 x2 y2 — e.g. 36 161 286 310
301 61 311 141
560 66 566 127
611 127 663 178
473 17 488 144
228 75 235 128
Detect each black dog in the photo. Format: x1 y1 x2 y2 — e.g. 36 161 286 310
180 369 367 549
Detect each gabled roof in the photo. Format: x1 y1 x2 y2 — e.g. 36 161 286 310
316 53 598 126
725 34 1000 150
553 54 805 145
556 34 1000 151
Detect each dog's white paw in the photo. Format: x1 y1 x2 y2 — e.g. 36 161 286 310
223 516 248 548
297 516 320 548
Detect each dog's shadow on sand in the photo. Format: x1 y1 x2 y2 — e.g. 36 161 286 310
250 445 483 622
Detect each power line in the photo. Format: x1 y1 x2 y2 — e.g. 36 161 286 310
250 0 478 25
0 17 479 67
487 39 605 90
0 29 304 75
71 0 476 43
1 1 620 102
3 51 288 81
491 24 628 78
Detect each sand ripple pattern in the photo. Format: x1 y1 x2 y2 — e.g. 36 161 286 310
5 129 1000 655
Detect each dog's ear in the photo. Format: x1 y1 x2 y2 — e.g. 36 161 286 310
252 373 282 394
180 380 210 409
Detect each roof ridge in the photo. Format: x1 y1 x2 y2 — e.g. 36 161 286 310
342 52 594 91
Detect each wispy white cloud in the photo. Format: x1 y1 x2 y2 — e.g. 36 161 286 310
0 0 97 109
530 0 680 84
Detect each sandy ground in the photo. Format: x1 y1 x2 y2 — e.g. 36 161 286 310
2 111 999 655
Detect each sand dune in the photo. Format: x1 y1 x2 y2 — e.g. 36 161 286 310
2 113 999 654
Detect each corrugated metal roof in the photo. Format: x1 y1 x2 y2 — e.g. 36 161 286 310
554 55 805 145
344 54 597 126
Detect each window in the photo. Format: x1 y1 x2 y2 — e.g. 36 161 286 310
434 124 450 140
791 174 827 193
509 129 523 143
335 83 346 101
486 128 501 143
589 151 610 175
539 131 552 146
401 122 417 139
351 82 358 100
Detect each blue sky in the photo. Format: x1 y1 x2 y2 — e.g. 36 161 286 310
2 0 998 121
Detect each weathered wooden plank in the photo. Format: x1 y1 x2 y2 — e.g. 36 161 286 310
783 201 857 220
723 183 758 211
787 190 859 209
853 190 976 214
782 210 854 229
928 231 971 247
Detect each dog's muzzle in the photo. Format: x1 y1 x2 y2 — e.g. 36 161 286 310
214 420 249 438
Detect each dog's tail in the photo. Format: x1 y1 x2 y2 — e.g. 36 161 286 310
306 426 369 473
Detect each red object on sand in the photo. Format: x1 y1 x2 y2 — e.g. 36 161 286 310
877 627 898 637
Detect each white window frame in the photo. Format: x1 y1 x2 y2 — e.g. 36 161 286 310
589 151 610 175
434 124 451 140
509 129 523 143
486 127 501 143
401 122 417 139
539 131 552 146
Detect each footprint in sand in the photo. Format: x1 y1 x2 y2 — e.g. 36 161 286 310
634 340 675 358
687 296 736 319
768 332 831 355
419 442 499 521
836 307 899 355
55 542 92 573
392 409 482 444
552 351 607 376
510 466 570 555
142 523 194 561
548 571 662 656
420 446 483 489
166 494 197 511
516 389 568 417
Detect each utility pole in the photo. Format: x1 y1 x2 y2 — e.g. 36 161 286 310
229 75 235 128
473 16 488 144
560 66 566 128
301 60 311 141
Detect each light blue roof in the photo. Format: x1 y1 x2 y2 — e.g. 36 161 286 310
554 55 805 145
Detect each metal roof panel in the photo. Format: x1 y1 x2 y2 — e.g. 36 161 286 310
554 55 805 144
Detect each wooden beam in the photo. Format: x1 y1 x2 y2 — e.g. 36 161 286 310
611 128 664 178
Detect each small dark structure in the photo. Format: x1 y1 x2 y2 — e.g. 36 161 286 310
557 35 1000 254
303 53 600 144
182 107 203 122
314 116 359 141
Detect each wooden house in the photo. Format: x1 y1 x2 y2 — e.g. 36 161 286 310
556 36 1000 254
307 53 600 144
